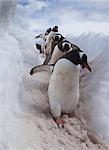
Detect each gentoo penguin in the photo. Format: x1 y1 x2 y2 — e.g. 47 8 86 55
48 50 91 126
35 28 52 53
44 26 59 55
43 33 65 65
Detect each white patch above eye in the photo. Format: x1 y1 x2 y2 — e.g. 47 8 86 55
54 34 61 40
62 42 71 48
68 47 73 52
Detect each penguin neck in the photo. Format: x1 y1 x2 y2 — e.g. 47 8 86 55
55 58 80 79
62 50 80 65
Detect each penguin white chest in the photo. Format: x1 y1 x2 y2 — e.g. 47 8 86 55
48 59 80 118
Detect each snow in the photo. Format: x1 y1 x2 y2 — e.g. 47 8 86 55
67 32 109 141
0 0 109 149
80 49 109 141
66 32 109 60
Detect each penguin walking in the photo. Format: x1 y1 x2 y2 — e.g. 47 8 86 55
48 50 91 127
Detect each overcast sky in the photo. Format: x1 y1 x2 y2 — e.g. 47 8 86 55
17 0 109 35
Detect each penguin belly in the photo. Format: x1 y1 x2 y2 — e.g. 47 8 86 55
49 45 66 64
48 59 80 119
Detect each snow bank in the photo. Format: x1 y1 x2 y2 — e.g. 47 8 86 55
80 48 109 141
0 0 16 35
66 32 109 60
1 30 108 149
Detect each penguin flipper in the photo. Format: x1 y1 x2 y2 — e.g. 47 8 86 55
30 64 54 75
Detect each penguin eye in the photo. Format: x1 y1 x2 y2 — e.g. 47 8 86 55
64 44 70 51
54 35 59 41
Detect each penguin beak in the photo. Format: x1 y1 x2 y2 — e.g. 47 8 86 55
81 63 91 72
81 53 91 72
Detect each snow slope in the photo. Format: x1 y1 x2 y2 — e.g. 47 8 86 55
1 32 107 149
66 32 109 59
66 32 109 141
0 0 109 149
67 32 109 141
80 48 109 141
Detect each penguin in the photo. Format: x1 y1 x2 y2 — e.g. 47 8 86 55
51 33 65 50
44 26 59 55
48 50 91 127
43 33 65 65
35 28 52 53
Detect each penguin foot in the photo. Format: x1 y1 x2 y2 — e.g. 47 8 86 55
55 118 65 128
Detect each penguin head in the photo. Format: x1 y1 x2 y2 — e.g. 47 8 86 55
54 35 60 42
52 26 58 32
53 34 63 42
46 28 52 34
62 50 91 72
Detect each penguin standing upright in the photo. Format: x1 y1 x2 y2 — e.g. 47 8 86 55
48 50 91 126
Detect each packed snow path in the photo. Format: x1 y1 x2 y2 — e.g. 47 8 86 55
0 30 109 149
